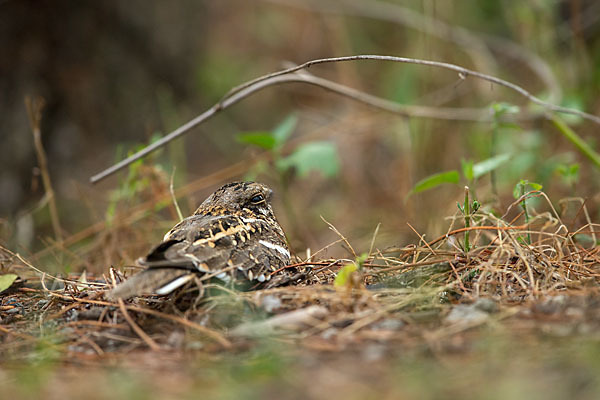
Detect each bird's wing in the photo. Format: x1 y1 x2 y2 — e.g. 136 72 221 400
107 268 195 300
108 214 290 299
140 214 255 272
227 227 291 283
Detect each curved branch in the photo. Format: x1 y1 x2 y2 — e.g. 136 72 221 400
91 54 600 184
224 55 598 124
267 0 562 102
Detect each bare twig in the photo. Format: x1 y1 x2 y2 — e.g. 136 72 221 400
269 0 561 102
368 223 381 257
2 245 106 288
426 224 528 248
91 54 599 183
25 96 63 242
36 289 232 348
406 222 437 256
169 167 184 221
224 55 595 122
117 298 161 351
288 70 496 121
320 215 357 258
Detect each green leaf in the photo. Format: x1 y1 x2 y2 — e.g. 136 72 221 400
560 96 584 125
529 182 543 191
237 132 277 150
513 181 524 199
272 114 298 148
491 102 520 117
409 170 460 195
334 264 358 287
550 115 600 169
356 253 368 268
461 159 474 181
277 141 340 178
570 164 580 175
496 122 522 131
558 163 582 185
472 153 511 179
513 179 542 198
0 274 18 293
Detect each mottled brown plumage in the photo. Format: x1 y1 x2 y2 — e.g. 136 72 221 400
108 182 290 299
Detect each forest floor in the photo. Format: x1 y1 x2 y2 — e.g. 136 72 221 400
2 195 600 400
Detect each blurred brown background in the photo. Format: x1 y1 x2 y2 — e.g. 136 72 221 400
2 0 600 273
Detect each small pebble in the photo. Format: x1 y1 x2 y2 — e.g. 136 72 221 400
166 331 185 349
261 295 282 313
445 304 488 324
65 309 79 322
473 298 498 313
36 299 49 308
535 295 568 314
372 318 405 331
320 328 337 340
362 344 386 362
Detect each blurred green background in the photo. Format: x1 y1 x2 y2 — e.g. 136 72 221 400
2 0 600 273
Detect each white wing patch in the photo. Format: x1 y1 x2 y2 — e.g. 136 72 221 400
259 240 290 259
215 271 231 282
155 274 194 295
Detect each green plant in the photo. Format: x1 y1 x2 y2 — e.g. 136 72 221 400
513 179 543 244
456 186 480 253
106 134 164 224
408 154 511 197
555 163 580 190
238 114 340 180
334 252 368 288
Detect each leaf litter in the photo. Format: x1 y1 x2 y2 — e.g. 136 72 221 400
1 192 600 397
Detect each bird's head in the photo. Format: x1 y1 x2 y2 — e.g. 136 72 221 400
194 181 276 219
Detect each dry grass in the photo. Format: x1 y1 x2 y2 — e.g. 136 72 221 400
1 189 600 399
2 190 599 351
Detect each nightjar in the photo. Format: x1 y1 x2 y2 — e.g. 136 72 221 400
108 182 290 299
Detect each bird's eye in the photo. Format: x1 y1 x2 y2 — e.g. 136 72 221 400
250 194 265 204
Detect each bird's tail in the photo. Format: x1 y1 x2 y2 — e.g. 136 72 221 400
107 268 195 300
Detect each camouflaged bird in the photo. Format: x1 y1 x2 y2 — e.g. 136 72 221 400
108 182 291 299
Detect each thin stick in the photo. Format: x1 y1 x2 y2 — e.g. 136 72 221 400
33 289 231 348
371 258 450 275
0 325 38 341
289 69 494 121
406 222 437 256
118 298 162 351
3 246 106 288
169 167 184 221
91 54 599 183
224 55 598 123
320 215 357 258
269 0 561 102
25 96 63 242
368 223 381 257
426 224 528 247
305 238 345 262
